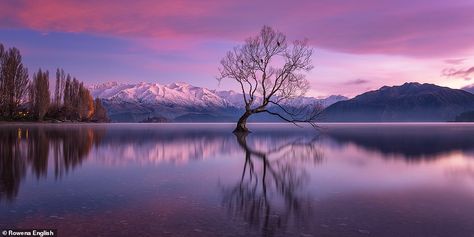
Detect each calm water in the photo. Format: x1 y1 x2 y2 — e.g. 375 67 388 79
1 123 474 237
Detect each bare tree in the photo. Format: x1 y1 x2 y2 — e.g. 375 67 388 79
0 44 4 60
29 69 50 121
63 75 72 119
0 47 29 119
0 43 5 118
70 78 80 119
54 68 66 107
0 43 106 123
218 26 317 133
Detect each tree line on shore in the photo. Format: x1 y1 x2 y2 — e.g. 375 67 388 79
0 43 109 122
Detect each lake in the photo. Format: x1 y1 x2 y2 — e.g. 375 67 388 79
1 123 474 237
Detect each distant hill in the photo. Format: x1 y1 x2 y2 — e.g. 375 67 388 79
319 82 474 122
455 110 474 122
174 113 235 122
140 116 169 123
90 82 347 122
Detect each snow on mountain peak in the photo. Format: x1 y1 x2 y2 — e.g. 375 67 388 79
90 82 347 109
90 81 234 108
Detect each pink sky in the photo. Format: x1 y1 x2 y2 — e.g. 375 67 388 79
1 0 474 97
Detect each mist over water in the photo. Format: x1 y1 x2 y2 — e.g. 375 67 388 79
1 123 474 237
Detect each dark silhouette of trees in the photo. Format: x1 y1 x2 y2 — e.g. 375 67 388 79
70 78 80 118
0 43 4 117
0 42 109 122
0 44 29 119
79 83 94 120
218 26 317 133
60 77 94 121
25 66 97 122
51 73 97 121
50 68 101 122
54 68 66 108
63 74 72 117
92 98 110 122
29 69 51 121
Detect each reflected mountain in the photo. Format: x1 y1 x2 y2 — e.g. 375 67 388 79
93 125 323 165
3 124 474 237
221 132 322 237
322 124 474 161
94 126 238 164
3 123 474 204
0 125 105 201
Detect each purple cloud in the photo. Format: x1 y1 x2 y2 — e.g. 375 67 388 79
345 79 370 85
461 84 474 94
444 59 466 65
442 67 474 80
0 0 473 57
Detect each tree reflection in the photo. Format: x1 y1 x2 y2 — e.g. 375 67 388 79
222 133 322 237
49 127 100 178
0 126 105 201
27 128 49 178
0 128 26 201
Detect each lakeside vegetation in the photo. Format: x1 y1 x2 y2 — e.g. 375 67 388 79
0 43 109 122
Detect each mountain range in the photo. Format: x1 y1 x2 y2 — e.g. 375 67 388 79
320 82 474 122
91 82 474 122
90 82 347 122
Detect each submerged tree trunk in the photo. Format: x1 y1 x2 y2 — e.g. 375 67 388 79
234 111 252 133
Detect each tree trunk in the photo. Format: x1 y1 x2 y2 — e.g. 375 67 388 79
233 111 252 133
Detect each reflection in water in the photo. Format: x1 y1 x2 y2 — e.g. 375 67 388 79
49 127 104 178
0 125 105 201
323 124 474 160
1 124 474 237
94 127 238 165
221 133 322 237
0 129 26 201
2 124 474 203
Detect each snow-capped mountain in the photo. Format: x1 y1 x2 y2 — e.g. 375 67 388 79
89 82 347 122
91 81 236 108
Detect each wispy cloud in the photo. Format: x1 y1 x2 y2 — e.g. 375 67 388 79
1 0 474 57
444 58 466 65
345 79 369 85
442 67 474 80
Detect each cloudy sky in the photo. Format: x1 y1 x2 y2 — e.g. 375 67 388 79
1 0 474 97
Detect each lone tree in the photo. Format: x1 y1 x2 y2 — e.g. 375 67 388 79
218 26 317 133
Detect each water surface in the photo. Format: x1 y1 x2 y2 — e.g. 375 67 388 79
1 123 474 237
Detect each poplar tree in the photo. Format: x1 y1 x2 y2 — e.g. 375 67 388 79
0 46 29 119
30 69 51 121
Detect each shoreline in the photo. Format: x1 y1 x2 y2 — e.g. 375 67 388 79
1 121 473 125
